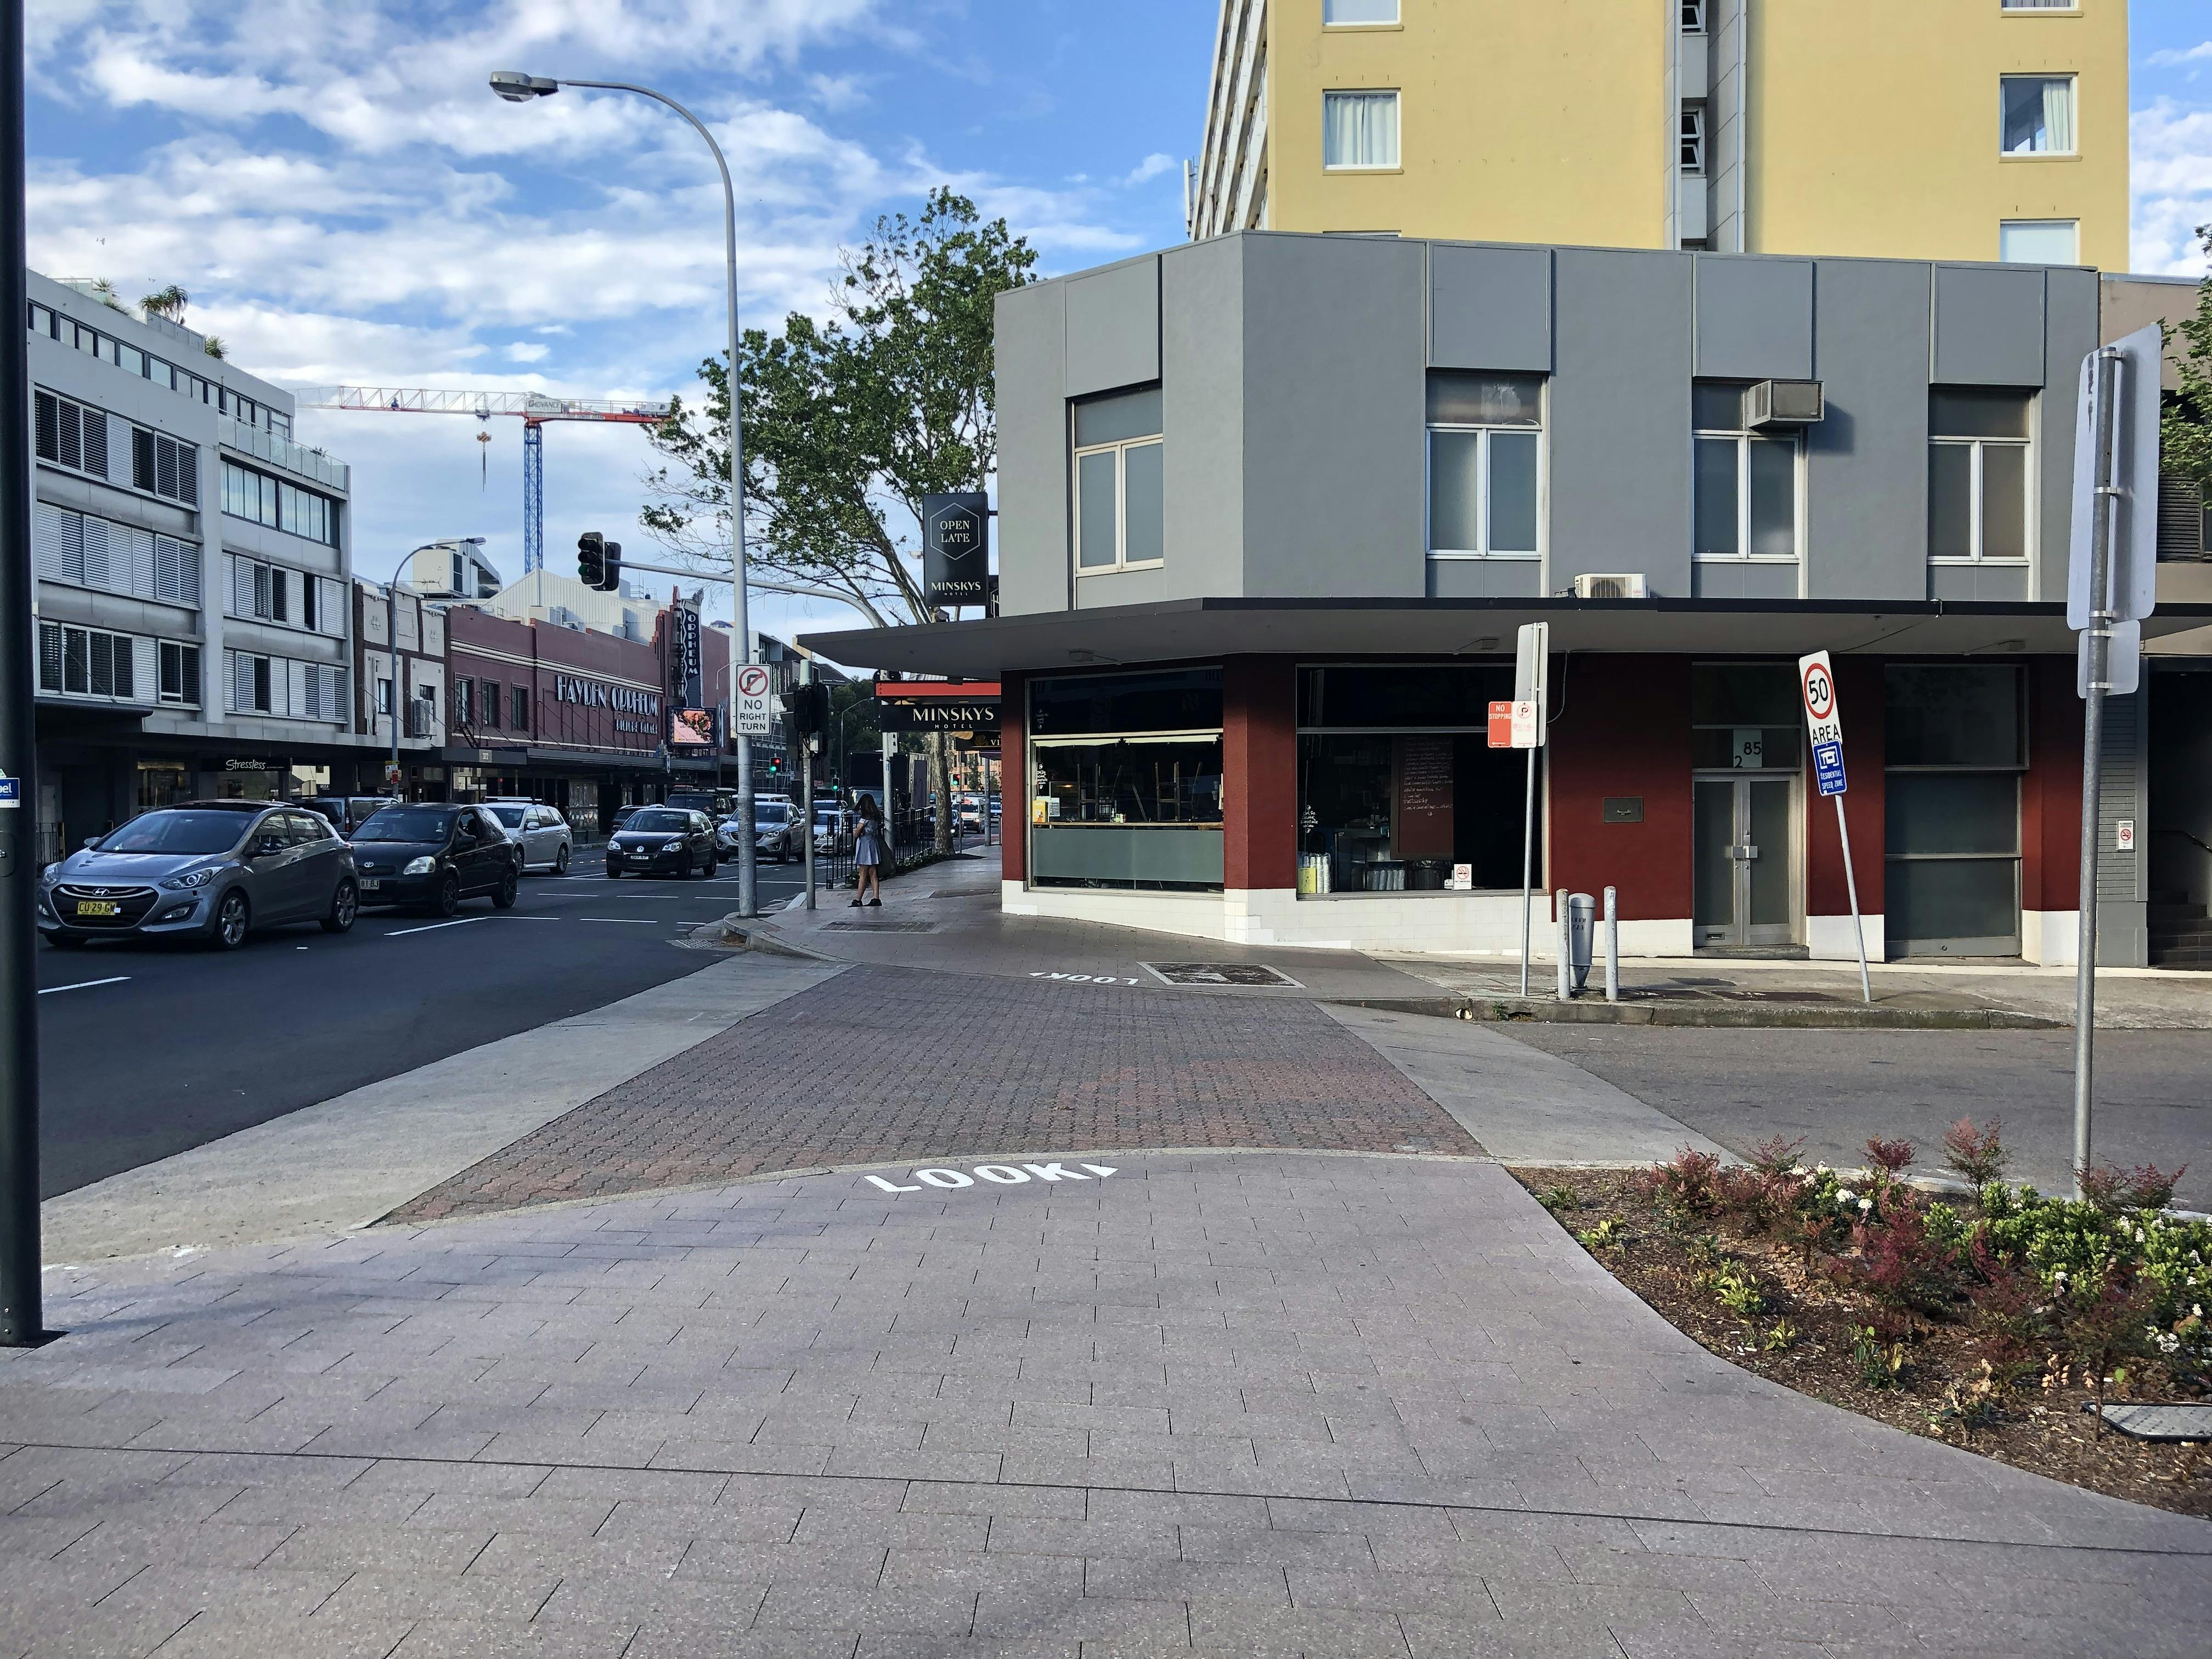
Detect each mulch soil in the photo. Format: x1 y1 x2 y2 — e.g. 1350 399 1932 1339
1510 1165 2212 1519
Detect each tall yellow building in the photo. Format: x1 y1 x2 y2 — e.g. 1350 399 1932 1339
1192 0 2130 271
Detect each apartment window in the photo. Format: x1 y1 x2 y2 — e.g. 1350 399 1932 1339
34 503 199 606
1930 390 2032 564
1073 387 1164 575
1324 0 1398 21
1681 2 1707 28
2001 1 2073 10
2000 76 2075 155
1323 91 1400 170
27 301 50 336
1694 383 1799 562
39 622 144 702
376 678 393 716
158 641 201 706
1427 373 1542 561
2000 219 2079 264
222 459 338 545
481 678 501 730
512 687 529 732
455 678 475 727
128 426 199 505
33 388 109 478
1680 106 1706 174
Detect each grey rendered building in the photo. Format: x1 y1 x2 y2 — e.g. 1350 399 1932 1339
809 233 2212 967
28 272 368 859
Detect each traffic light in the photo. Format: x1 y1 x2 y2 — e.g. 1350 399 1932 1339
600 540 622 592
788 681 830 740
764 754 784 778
577 531 605 587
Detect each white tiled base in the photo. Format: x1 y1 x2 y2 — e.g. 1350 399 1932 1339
1807 912 1887 963
1002 881 1696 959
2023 909 2080 966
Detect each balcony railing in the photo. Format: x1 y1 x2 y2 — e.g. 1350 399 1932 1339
221 419 350 492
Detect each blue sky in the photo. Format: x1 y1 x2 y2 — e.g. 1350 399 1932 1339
22 0 2212 653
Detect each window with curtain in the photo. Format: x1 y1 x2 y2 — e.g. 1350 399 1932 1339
1999 219 2078 264
1324 0 1398 20
1072 386 1164 575
1426 373 1542 560
2000 76 2075 154
1692 383 1798 562
1929 390 2033 564
1323 91 1400 169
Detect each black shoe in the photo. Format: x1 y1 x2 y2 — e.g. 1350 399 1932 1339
866 898 882 907
849 898 862 907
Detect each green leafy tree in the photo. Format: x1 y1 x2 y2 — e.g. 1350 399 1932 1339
2163 223 2212 492
644 188 1036 850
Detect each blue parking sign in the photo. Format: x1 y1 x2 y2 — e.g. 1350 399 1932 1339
0 775 20 808
1812 739 1847 798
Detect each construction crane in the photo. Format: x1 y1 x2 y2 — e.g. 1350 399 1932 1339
291 386 673 574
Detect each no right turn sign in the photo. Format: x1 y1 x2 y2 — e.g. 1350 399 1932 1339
733 663 776 738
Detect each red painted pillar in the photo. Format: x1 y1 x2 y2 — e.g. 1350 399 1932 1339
1805 655 1886 921
1545 655 1692 921
998 672 1026 884
1222 658 1296 892
2022 656 2084 917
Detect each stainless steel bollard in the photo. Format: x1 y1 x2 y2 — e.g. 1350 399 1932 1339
1603 885 1619 1003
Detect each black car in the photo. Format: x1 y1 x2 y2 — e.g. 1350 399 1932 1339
605 807 718 879
349 804 522 915
608 804 644 834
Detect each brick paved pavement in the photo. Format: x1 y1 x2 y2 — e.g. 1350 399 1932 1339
394 966 1479 1223
4 1153 2205 1659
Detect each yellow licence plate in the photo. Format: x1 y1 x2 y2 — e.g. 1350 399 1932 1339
73 900 120 917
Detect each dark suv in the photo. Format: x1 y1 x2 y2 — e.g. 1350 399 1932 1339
350 804 523 914
40 801 358 950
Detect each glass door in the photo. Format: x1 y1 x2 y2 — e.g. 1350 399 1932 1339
1693 776 1798 947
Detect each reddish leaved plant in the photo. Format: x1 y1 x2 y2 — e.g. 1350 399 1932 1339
2076 1160 2188 1216
1864 1136 1917 1177
1940 1117 2009 1187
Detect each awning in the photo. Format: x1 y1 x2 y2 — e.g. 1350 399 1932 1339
799 596 2212 679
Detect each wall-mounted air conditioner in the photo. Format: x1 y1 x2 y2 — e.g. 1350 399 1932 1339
1746 379 1824 428
1572 573 1649 600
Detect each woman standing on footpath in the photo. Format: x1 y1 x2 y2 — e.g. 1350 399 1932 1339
851 795 884 907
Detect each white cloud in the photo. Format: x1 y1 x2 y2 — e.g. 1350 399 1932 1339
2146 42 2212 69
2131 100 2212 275
504 342 550 362
1122 153 1176 187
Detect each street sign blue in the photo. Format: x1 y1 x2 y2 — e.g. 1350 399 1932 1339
0 776 19 808
1812 740 1847 798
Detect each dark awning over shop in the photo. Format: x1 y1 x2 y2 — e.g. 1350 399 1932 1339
800 596 2212 679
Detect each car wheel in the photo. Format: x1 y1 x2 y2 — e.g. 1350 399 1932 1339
703 854 718 878
493 868 519 910
321 879 358 935
432 871 461 917
674 851 692 881
605 864 622 879
554 845 569 875
212 889 251 951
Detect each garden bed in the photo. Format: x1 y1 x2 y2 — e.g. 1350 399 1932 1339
1511 1133 2211 1518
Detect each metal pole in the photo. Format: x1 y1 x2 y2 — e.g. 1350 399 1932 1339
1519 744 1536 997
1 0 46 1347
1555 888 1571 1002
883 728 898 867
556 78 753 918
1835 794 1871 1005
2073 346 2121 1199
1603 885 1618 1004
802 660 817 911
387 582 400 793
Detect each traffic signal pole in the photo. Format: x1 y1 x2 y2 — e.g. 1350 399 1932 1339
1 0 48 1347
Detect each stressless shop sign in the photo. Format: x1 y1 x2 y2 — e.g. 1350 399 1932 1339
552 674 659 717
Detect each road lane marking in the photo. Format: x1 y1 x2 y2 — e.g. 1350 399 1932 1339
382 918 488 937
38 977 131 996
577 917 662 924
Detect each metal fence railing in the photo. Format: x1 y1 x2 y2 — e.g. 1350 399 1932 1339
809 808 988 893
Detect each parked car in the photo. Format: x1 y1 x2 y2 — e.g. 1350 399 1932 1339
606 808 718 879
302 795 397 836
40 800 358 951
350 803 522 915
608 803 647 834
484 800 573 874
665 788 737 818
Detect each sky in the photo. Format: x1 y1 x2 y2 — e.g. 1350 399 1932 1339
22 0 2212 664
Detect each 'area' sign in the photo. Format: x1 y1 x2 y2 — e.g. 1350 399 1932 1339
1798 650 1847 798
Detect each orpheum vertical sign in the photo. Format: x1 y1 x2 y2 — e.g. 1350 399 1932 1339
674 603 702 707
923 493 989 609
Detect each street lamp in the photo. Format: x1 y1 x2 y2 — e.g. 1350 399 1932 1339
384 539 477 797
489 69 759 918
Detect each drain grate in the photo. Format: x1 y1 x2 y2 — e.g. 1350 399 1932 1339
822 918 938 933
1142 962 1305 989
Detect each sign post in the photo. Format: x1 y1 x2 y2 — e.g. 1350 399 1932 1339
1798 650 1869 1005
1485 623 1549 996
2067 324 2161 1197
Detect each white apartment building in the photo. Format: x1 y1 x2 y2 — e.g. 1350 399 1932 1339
28 271 370 857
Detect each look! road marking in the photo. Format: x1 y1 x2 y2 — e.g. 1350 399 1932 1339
865 1161 1119 1193
1029 970 1142 986
38 976 130 995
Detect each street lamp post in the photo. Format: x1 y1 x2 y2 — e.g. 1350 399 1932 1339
385 540 479 797
490 70 757 918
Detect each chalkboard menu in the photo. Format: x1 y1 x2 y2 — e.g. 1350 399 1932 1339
1395 735 1454 859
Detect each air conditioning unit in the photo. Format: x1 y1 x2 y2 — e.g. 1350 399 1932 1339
1746 379 1824 427
1572 572 1649 600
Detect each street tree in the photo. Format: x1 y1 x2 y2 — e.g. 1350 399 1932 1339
2162 224 2212 496
642 189 1035 853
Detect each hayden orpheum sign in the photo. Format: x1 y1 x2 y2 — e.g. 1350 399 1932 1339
553 674 659 717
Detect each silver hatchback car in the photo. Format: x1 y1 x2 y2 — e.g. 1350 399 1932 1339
38 800 359 951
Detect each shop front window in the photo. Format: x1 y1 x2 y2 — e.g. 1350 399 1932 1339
1884 664 2025 957
1295 664 1521 894
1028 669 1222 891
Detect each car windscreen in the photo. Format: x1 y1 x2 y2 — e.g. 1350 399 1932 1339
755 803 789 822
626 810 688 832
489 807 527 827
354 808 459 842
101 811 251 856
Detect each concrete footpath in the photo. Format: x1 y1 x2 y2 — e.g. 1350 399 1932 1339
4 1154 2205 1659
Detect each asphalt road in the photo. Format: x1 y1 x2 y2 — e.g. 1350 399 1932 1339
1500 1024 2212 1209
33 844 827 1199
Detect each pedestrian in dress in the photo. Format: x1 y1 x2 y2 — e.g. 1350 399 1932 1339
851 795 885 907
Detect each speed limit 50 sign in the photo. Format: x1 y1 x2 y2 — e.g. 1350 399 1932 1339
1798 650 1847 797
